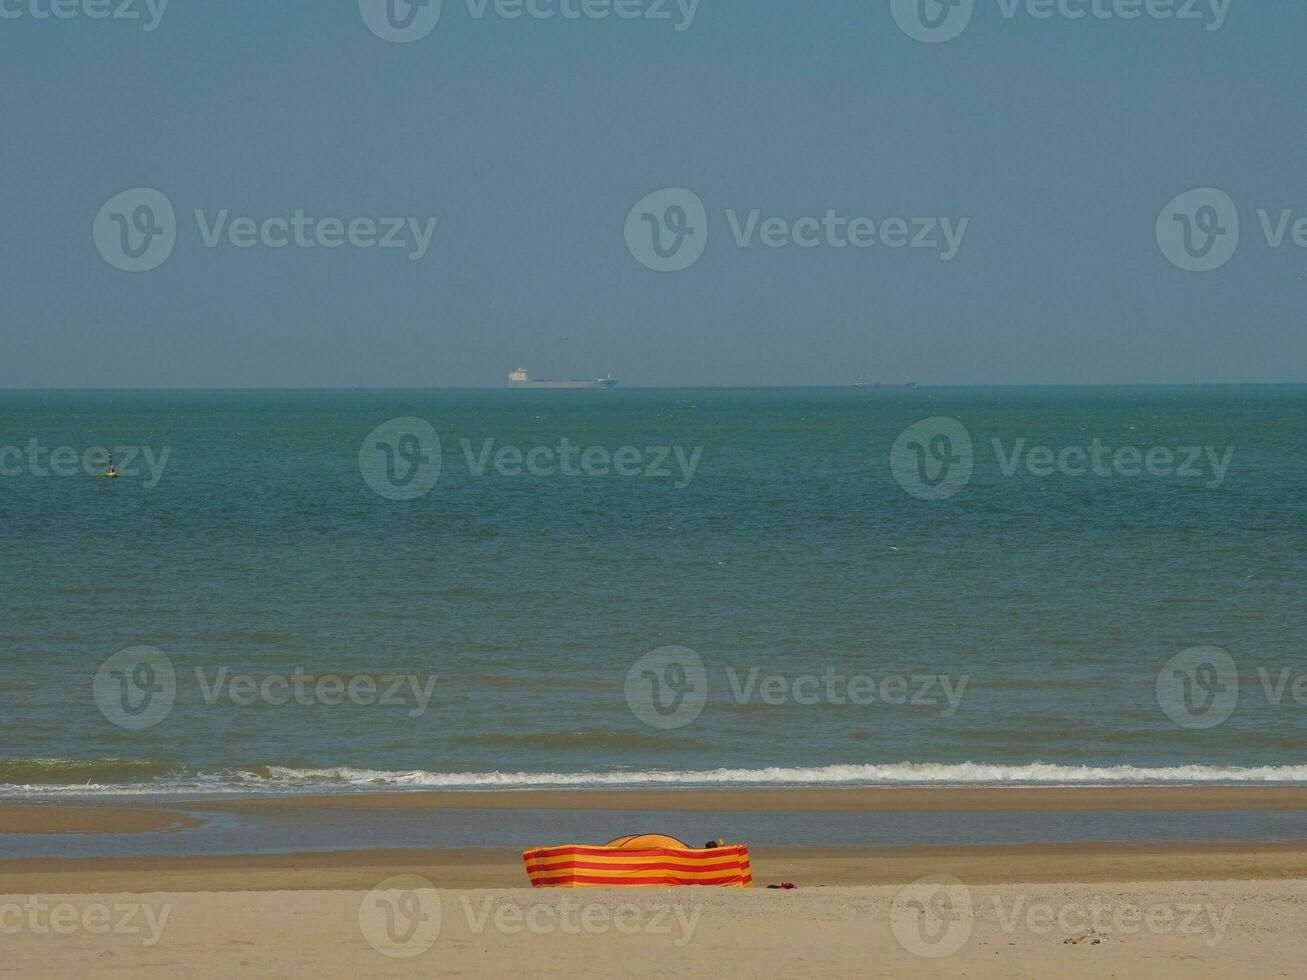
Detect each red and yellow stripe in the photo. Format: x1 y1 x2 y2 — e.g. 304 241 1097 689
523 844 752 888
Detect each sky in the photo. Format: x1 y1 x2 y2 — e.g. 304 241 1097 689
1 0 1303 388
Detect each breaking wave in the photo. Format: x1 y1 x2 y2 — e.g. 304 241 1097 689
5 759 1307 796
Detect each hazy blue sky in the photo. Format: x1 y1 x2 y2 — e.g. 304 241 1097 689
2 0 1303 387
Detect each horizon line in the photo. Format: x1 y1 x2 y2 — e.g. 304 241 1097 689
3 382 1307 392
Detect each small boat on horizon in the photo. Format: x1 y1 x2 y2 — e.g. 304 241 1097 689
853 378 919 389
508 368 618 390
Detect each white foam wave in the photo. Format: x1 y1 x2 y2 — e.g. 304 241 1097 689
256 762 1307 788
7 761 1307 796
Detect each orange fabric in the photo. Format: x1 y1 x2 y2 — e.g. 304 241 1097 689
523 843 752 888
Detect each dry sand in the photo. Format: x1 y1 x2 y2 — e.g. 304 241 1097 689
1 880 1302 979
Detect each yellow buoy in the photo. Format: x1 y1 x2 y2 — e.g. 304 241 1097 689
105 453 118 479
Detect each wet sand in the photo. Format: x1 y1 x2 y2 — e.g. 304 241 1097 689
6 784 1307 839
189 784 1307 813
4 841 1307 894
0 806 205 836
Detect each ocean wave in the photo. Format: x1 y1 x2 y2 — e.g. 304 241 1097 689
247 762 1307 788
5 760 1307 796
0 757 183 785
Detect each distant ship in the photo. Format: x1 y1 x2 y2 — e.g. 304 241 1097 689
853 378 919 389
507 368 618 389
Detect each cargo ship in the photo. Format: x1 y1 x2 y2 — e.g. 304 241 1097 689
853 378 919 389
507 368 618 389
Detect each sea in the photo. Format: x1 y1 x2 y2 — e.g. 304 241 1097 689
2 386 1306 798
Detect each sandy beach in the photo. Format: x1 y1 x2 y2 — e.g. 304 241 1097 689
2 879 1302 978
3 788 1306 977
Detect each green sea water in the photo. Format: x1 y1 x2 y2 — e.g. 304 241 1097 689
2 386 1305 795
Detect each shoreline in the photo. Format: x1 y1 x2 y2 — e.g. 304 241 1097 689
6 785 1307 837
5 840 1307 894
187 784 1307 812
